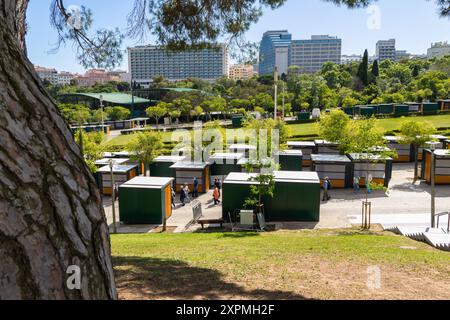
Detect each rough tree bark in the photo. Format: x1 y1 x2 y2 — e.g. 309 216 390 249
0 0 117 299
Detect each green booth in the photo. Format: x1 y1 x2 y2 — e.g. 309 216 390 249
209 153 244 184
348 153 393 188
393 104 409 116
311 154 352 188
384 136 412 162
421 149 450 185
288 141 317 167
375 104 394 115
343 107 354 116
275 150 303 171
405 102 421 115
149 156 185 178
414 135 447 162
97 164 139 195
232 115 244 128
422 102 439 115
222 171 321 222
170 161 211 193
119 177 174 224
438 99 450 111
354 105 375 117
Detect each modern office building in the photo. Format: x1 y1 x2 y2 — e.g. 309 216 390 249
128 45 228 85
376 39 396 61
290 35 342 73
427 42 450 58
259 30 292 76
229 64 255 80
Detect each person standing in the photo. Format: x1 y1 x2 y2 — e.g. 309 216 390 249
213 187 220 205
217 178 222 197
366 174 373 194
179 187 186 207
171 187 176 208
353 176 360 194
322 177 331 202
183 184 191 203
193 177 199 198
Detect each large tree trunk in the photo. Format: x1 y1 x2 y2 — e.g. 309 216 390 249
0 0 117 299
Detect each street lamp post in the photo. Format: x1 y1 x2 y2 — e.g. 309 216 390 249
109 159 117 234
99 94 104 137
430 145 436 228
274 67 278 120
282 82 285 119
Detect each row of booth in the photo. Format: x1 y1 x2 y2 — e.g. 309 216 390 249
94 137 450 197
93 137 450 226
344 100 450 117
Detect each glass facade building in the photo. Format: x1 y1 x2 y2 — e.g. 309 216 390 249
258 32 342 75
128 45 228 85
259 30 292 76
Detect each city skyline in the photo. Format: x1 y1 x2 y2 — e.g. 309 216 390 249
26 0 450 73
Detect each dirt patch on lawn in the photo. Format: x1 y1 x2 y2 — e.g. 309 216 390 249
114 254 450 300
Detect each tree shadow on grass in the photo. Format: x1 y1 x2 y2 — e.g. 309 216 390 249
113 256 309 300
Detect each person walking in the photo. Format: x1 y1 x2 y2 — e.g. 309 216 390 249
366 174 373 194
193 177 199 198
213 187 221 205
183 184 191 203
322 177 331 202
353 176 360 194
171 187 176 208
217 178 222 197
179 187 186 207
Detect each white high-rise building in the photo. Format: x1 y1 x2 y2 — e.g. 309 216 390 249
376 39 396 62
128 45 228 86
427 42 450 58
290 35 342 74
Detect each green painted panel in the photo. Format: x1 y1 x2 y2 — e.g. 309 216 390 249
279 154 303 171
222 180 320 222
376 104 394 115
119 187 164 224
149 162 175 178
211 163 242 176
267 182 320 221
422 102 439 115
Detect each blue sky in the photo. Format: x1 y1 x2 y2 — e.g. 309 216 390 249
26 0 450 73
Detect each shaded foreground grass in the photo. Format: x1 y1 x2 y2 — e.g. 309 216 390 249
105 114 450 148
111 229 450 300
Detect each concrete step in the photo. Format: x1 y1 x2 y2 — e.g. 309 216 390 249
424 233 450 251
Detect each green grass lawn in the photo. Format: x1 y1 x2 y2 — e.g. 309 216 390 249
111 229 450 300
105 114 450 149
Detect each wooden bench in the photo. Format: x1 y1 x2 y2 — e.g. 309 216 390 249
198 218 225 230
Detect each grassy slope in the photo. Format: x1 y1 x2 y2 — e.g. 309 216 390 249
105 114 450 148
112 229 450 300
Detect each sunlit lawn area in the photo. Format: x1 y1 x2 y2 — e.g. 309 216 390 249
111 229 450 300
104 114 450 149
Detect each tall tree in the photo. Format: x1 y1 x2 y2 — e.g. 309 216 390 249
371 59 380 82
357 49 369 88
399 120 436 183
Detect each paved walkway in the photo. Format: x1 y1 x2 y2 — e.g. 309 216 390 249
103 163 450 233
